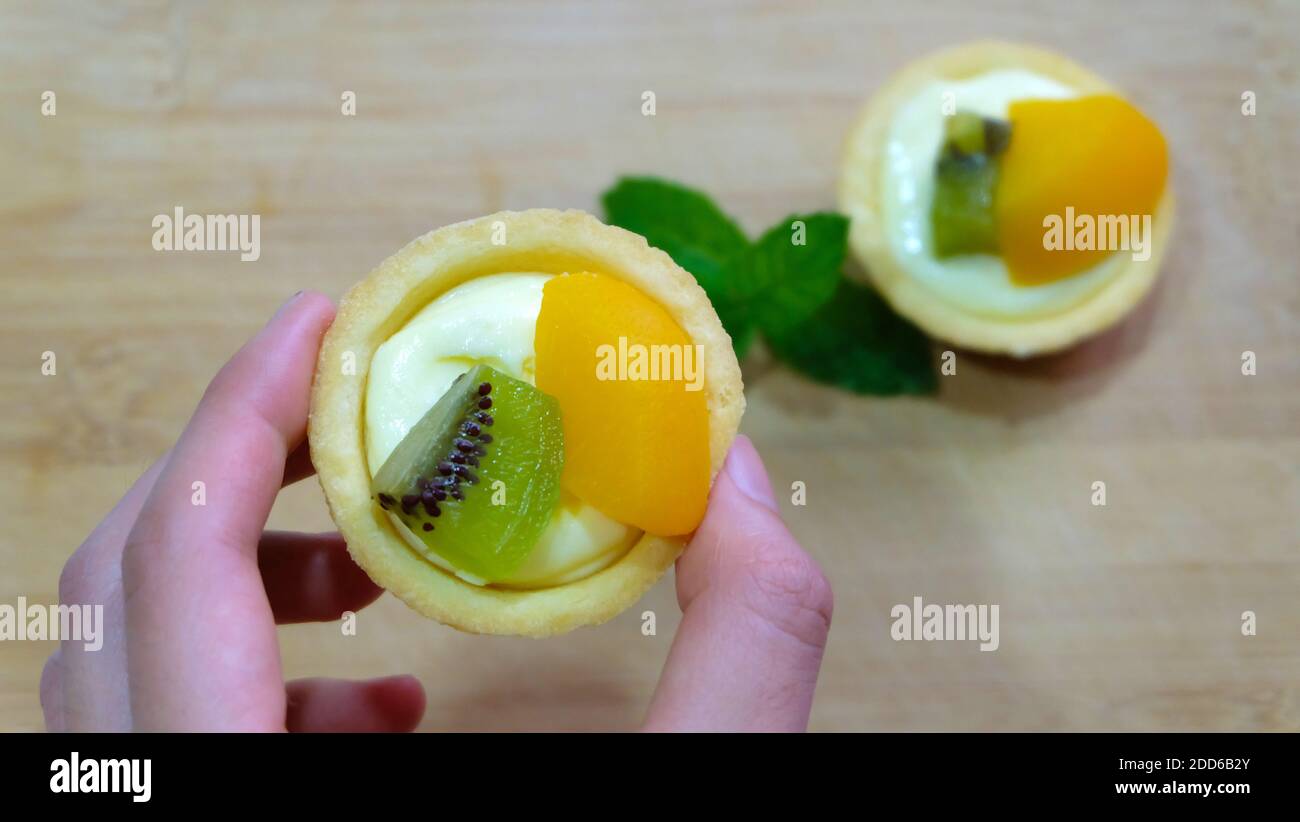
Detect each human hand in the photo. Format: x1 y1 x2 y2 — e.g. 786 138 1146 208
43 292 423 731
43 292 831 732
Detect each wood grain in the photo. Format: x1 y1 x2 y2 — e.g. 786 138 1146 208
1 0 1296 731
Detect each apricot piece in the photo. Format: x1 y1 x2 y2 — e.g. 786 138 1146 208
535 272 710 536
994 95 1168 285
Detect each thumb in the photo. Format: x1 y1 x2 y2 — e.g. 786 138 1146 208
643 435 833 732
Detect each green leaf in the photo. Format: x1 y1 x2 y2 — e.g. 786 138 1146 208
602 176 938 395
602 177 754 354
765 277 937 396
724 321 756 360
601 176 749 263
728 212 849 336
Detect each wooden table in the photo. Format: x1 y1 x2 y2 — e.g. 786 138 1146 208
2 0 1296 731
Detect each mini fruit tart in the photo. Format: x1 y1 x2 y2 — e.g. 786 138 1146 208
840 41 1174 357
309 209 744 636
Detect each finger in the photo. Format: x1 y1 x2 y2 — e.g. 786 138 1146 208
59 436 319 730
123 291 337 730
643 436 834 732
57 453 168 731
76 451 172 563
40 650 65 732
258 531 383 624
285 676 426 733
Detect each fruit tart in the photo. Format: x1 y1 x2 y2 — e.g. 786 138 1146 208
840 41 1174 356
308 209 745 636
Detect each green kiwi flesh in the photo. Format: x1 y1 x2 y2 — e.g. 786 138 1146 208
371 364 564 582
931 111 1011 258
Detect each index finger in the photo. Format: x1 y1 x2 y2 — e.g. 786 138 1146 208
122 291 336 730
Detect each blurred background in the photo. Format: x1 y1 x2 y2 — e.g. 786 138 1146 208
1 0 1296 730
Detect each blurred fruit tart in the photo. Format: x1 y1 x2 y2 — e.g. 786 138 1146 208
840 41 1174 356
309 210 744 636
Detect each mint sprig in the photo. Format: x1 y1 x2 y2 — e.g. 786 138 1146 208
765 278 938 395
729 212 848 336
602 177 754 354
601 176 936 395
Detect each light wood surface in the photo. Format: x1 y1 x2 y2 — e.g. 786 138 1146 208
1 0 1296 731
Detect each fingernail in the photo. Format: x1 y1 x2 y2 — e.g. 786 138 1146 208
272 290 305 321
724 435 779 513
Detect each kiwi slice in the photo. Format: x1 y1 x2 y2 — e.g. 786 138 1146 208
931 111 1011 258
371 364 564 583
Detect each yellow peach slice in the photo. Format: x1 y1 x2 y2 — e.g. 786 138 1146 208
535 271 709 536
995 94 1168 286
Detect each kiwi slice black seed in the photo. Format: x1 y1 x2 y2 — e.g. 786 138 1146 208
371 364 564 582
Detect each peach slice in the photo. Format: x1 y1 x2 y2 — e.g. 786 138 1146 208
535 272 709 536
995 94 1168 286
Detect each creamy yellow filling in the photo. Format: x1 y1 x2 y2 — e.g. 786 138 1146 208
365 272 639 588
882 69 1125 319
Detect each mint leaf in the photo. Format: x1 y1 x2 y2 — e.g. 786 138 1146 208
602 176 749 263
722 315 756 360
764 277 937 395
602 176 937 395
602 177 754 354
727 213 848 336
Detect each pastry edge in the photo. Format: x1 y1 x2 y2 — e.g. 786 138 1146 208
308 209 745 637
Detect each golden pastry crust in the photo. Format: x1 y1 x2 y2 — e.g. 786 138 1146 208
839 41 1175 357
308 209 745 637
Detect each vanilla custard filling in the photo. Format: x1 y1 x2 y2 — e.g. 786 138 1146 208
365 273 639 588
883 69 1126 319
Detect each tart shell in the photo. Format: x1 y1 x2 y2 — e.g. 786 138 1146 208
308 209 745 637
839 41 1175 357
